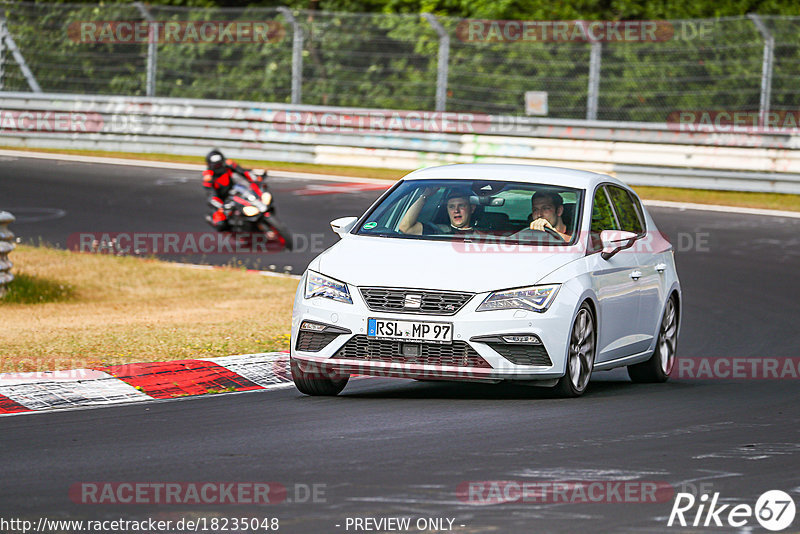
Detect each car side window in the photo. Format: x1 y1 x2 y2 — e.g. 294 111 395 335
590 186 619 252
607 186 644 235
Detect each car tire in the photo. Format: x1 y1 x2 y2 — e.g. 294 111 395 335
290 358 349 396
627 294 679 383
553 303 596 398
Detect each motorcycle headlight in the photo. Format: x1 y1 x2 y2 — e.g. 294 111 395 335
304 271 352 305
476 284 560 313
261 192 272 205
242 205 260 217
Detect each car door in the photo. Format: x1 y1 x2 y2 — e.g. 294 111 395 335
586 185 647 363
607 186 663 346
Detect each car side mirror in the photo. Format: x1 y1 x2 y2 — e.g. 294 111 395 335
600 230 638 260
330 216 358 237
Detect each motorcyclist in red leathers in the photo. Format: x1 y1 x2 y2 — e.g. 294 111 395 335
202 149 265 231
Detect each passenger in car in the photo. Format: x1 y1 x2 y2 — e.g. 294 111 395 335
529 191 572 242
399 188 477 235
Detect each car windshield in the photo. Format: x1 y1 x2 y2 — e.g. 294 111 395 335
356 179 583 245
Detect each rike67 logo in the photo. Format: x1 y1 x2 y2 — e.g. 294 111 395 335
668 490 796 531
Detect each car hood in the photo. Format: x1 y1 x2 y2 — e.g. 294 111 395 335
314 235 583 293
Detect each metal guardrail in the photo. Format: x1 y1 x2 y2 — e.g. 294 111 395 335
0 212 15 297
1 92 799 194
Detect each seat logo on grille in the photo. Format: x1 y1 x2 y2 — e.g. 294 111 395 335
404 294 422 308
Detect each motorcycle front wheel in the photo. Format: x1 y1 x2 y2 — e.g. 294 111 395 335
259 215 294 251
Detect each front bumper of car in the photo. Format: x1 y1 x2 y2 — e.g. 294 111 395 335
290 278 576 383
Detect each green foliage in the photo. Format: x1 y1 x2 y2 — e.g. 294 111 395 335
1 272 76 304
4 3 800 121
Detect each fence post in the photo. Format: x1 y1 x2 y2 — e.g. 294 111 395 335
278 7 304 105
134 2 157 97
748 14 774 127
0 18 6 90
576 21 602 121
0 212 15 297
423 13 449 112
587 42 602 120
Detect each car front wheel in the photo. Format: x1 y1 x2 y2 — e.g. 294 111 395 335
291 358 349 396
554 303 596 397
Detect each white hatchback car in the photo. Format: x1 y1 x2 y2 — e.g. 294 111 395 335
290 164 681 397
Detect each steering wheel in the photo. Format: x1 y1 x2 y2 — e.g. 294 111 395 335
512 226 563 242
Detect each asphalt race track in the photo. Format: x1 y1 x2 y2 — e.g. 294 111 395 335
0 156 384 274
2 155 800 533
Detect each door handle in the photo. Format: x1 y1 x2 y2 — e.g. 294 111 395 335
629 270 642 281
655 263 667 273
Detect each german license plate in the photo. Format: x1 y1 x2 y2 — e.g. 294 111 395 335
367 318 452 344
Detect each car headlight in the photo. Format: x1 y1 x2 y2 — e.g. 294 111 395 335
304 271 352 304
242 205 260 217
476 284 560 313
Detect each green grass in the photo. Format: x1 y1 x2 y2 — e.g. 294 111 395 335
1 272 75 304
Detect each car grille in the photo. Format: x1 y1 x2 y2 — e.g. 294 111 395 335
359 287 474 315
295 331 341 353
487 343 552 366
332 336 491 368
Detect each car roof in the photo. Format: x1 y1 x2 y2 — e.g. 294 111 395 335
401 164 627 190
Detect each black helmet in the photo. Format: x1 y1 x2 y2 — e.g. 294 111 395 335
206 149 225 171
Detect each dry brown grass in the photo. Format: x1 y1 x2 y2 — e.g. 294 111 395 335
0 245 297 373
632 185 800 212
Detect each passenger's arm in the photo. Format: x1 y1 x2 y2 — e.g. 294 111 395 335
398 189 434 235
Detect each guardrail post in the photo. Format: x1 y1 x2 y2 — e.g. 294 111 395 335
134 2 157 97
748 14 774 127
0 16 42 93
423 13 450 112
278 7 304 105
0 212 15 297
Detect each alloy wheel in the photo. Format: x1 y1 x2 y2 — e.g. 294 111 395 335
569 308 595 392
659 298 678 375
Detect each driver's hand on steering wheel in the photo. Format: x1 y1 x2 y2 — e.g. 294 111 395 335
530 217 554 232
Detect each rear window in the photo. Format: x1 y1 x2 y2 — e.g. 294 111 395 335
607 186 645 235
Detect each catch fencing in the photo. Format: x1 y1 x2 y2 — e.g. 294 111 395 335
2 3 800 122
1 92 800 193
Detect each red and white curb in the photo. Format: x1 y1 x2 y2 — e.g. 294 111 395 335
0 352 292 416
